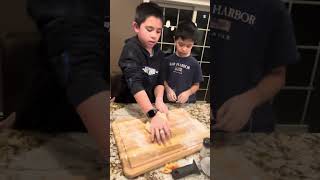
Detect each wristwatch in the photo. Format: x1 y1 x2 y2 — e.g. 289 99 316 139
146 108 158 119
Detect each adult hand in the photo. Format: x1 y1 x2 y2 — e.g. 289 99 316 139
213 90 257 132
150 112 171 144
166 87 177 102
177 90 191 104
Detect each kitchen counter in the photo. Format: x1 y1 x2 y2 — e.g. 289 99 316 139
0 130 105 179
111 102 320 180
110 103 211 180
214 132 320 180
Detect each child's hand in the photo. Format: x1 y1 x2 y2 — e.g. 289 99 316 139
177 90 191 103
150 112 171 144
213 90 256 132
155 98 168 113
166 87 177 102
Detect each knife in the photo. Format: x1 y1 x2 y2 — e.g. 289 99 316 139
171 160 200 179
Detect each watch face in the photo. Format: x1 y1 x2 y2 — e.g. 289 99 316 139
148 109 157 118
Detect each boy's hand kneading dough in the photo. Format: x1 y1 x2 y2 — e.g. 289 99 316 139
145 112 170 134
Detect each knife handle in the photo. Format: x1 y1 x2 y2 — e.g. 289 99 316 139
171 160 200 179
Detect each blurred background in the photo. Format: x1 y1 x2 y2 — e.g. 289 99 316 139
272 0 320 132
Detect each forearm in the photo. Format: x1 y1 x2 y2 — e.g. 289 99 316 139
187 83 200 95
154 85 165 102
247 66 286 107
164 81 170 90
134 90 154 114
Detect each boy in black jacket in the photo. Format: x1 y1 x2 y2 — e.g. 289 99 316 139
0 0 109 175
116 2 171 144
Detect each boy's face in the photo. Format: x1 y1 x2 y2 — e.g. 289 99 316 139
175 38 194 57
133 16 162 51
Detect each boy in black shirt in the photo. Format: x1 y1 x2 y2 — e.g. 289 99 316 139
0 0 109 174
116 2 171 144
211 0 298 132
164 20 203 103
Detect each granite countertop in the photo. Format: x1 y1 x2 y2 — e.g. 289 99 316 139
214 132 320 180
110 103 211 180
0 130 105 179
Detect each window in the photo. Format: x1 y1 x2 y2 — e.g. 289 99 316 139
273 0 320 126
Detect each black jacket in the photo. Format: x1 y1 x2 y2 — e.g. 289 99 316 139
116 36 166 103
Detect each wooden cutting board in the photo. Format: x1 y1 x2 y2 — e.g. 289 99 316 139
213 147 273 180
112 109 210 178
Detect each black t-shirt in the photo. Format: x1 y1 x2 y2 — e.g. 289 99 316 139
116 36 166 103
166 54 203 103
211 0 298 132
13 0 108 132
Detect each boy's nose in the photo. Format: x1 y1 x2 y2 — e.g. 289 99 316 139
150 31 158 39
183 47 188 52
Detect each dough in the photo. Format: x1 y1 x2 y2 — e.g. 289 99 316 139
145 122 151 134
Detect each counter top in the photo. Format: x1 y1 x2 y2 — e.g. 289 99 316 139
114 102 320 180
214 132 320 180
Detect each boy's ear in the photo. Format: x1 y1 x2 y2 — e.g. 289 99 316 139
132 21 140 33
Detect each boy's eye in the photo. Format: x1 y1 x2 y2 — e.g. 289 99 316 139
146 27 154 32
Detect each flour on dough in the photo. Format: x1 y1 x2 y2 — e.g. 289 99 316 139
145 122 151 134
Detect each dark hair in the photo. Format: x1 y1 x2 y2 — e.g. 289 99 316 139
174 20 198 42
135 2 163 26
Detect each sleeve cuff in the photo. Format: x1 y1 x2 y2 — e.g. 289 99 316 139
130 84 145 96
